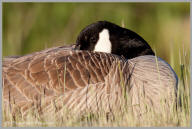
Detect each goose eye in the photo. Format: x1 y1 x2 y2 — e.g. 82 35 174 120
90 37 97 43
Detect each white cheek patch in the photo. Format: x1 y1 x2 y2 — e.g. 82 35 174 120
94 29 112 53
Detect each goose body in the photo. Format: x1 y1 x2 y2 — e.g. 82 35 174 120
3 48 177 117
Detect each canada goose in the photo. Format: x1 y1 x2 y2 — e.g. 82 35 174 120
3 21 178 118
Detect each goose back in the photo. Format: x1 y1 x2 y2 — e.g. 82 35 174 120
3 47 178 117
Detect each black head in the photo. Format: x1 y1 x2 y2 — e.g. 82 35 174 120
75 21 155 59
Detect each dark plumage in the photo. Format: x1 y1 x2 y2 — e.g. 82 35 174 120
76 21 155 59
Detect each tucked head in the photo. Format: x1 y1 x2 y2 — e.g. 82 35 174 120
75 21 155 59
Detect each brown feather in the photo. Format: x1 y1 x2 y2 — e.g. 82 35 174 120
3 46 178 117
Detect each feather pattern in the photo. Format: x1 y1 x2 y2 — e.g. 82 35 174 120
3 46 178 117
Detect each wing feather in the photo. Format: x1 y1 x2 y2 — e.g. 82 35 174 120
3 48 117 115
3 47 177 116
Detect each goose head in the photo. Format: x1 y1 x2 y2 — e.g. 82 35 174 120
76 21 155 59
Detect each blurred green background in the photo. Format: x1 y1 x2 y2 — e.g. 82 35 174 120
3 3 190 76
